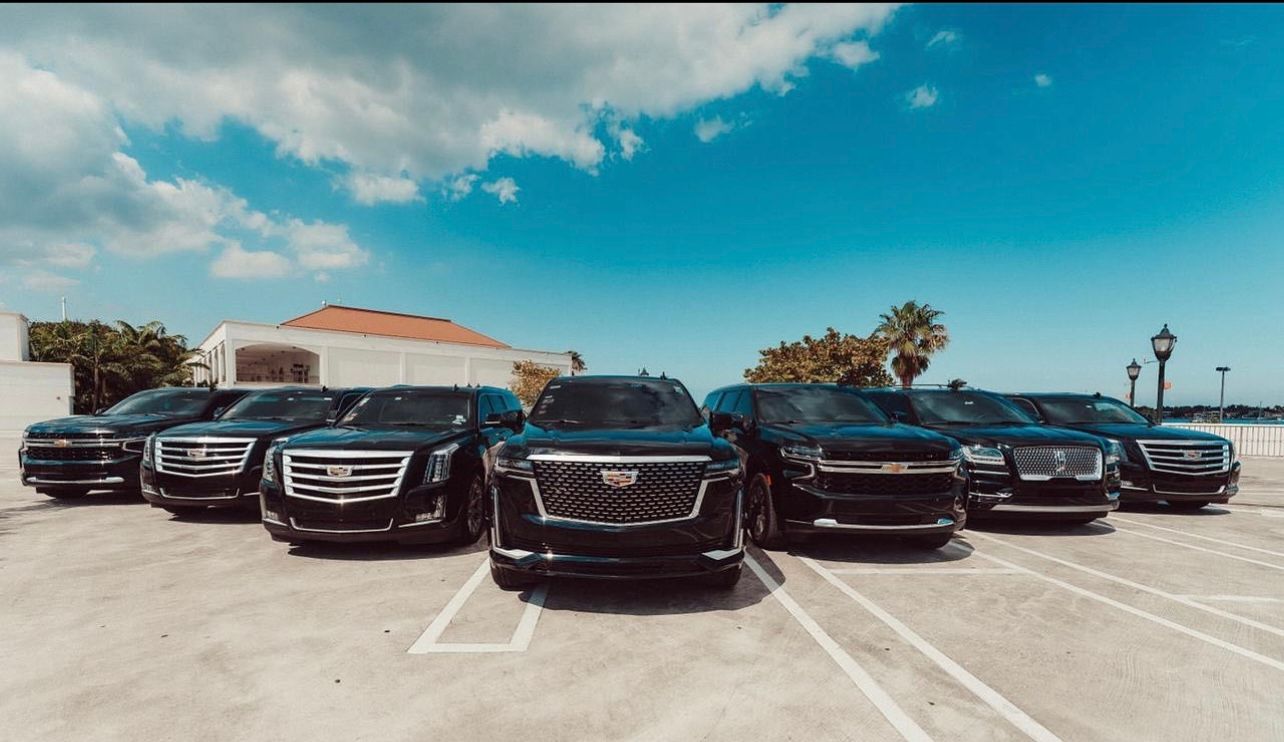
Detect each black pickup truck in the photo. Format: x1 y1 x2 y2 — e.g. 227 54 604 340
1007 393 1239 510
140 387 368 515
19 387 249 499
490 375 745 589
865 388 1119 523
259 386 521 546
702 383 965 549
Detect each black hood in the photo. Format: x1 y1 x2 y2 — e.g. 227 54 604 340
279 425 469 453
158 418 330 440
25 414 200 437
508 424 734 460
925 423 1106 449
765 422 958 456
1055 422 1230 445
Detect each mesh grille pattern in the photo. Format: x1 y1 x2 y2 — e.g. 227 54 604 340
1137 441 1230 475
815 471 955 496
533 460 705 524
22 446 115 461
1012 446 1101 480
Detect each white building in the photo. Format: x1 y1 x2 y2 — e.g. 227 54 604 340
0 311 74 432
192 304 572 389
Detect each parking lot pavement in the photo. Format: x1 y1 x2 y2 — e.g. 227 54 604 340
1 458 1281 741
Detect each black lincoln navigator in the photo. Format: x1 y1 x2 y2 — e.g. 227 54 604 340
703 384 965 549
259 386 521 546
865 387 1119 523
1007 393 1239 510
141 387 368 515
19 387 249 499
489 375 745 589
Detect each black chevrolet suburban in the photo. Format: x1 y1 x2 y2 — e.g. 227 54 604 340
259 386 521 546
702 384 965 549
1007 393 1239 510
19 387 249 499
141 387 368 515
489 375 745 589
865 388 1119 523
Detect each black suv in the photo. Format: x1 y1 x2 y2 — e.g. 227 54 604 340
259 386 521 546
19 387 249 499
1007 393 1239 510
140 387 368 515
490 375 744 589
865 388 1119 523
703 384 965 549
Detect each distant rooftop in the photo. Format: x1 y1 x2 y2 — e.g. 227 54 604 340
281 304 510 349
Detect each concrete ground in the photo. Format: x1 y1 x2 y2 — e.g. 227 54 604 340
1 446 1281 742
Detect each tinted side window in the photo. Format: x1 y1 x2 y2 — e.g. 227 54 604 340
730 390 753 417
702 391 723 415
505 392 522 413
716 390 741 413
1009 398 1043 421
478 395 498 421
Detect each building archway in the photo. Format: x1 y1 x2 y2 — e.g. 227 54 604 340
233 344 321 385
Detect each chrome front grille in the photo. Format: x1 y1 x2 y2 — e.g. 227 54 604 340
813 457 959 496
1011 446 1102 481
156 437 256 477
282 449 412 504
1137 440 1231 476
23 433 142 461
530 455 709 525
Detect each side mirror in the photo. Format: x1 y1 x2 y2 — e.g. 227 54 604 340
486 411 525 432
709 411 734 434
93 407 106 416
211 407 226 419
325 414 339 425
889 411 907 423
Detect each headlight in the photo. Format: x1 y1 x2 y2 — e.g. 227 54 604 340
143 434 156 463
121 437 148 453
1230 443 1238 465
705 458 742 476
1104 439 1125 466
423 443 459 484
961 445 1005 466
495 453 534 475
948 447 964 462
782 442 822 462
263 436 290 483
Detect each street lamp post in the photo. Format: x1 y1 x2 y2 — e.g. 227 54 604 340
1216 366 1231 422
1150 324 1177 424
1126 359 1142 408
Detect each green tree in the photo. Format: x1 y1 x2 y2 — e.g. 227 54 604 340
510 360 562 407
875 301 950 388
744 328 894 387
566 350 587 375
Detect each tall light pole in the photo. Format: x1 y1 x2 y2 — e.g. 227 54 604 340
1126 359 1142 408
1216 366 1231 422
1150 324 1177 424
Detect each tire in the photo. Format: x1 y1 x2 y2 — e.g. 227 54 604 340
1167 500 1211 511
489 560 539 591
746 475 786 550
455 476 486 545
906 532 954 549
41 487 89 499
703 564 743 589
161 505 206 516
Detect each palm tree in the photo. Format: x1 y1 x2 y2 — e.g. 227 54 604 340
566 350 586 375
875 301 950 388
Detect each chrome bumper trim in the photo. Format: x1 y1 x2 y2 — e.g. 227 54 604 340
492 546 536 559
701 547 744 560
989 503 1119 513
809 517 956 531
25 476 125 485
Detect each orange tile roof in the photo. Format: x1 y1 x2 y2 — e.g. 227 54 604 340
281 305 510 348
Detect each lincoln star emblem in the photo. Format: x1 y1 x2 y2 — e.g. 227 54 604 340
1053 449 1068 473
189 448 208 459
54 439 71 448
601 470 639 488
881 463 908 474
1183 450 1202 460
327 465 353 478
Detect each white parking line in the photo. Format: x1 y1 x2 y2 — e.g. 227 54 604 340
826 567 1021 576
1179 595 1284 604
969 532 1284 639
744 553 933 742
962 542 1284 673
800 557 1062 742
1111 517 1284 558
1108 525 1284 572
407 558 549 654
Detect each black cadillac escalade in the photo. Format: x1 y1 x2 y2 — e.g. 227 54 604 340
702 384 965 549
1007 393 1239 510
489 375 745 589
259 386 521 546
140 387 368 515
865 388 1119 523
18 387 249 499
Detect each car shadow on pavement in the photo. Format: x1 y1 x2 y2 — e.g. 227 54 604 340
163 507 261 525
22 490 146 508
536 570 770 616
965 518 1118 537
1117 502 1232 516
285 538 489 562
789 533 973 565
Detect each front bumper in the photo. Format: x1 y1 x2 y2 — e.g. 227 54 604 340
1116 462 1240 504
257 478 463 544
140 464 261 508
19 451 141 492
967 473 1119 519
780 480 966 536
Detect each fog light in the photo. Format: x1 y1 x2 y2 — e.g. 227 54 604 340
263 509 281 523
415 498 447 522
1120 480 1135 489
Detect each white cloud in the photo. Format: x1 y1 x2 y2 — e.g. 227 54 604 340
830 41 879 70
1034 73 1053 88
44 243 97 269
927 30 959 48
22 269 79 292
615 126 644 160
345 173 422 205
210 244 292 279
443 173 479 201
905 84 939 109
694 116 735 143
481 177 520 205
280 219 369 270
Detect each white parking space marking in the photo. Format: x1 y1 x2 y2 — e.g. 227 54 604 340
407 558 548 654
1180 595 1284 604
800 557 1062 742
827 567 1021 575
1111 517 1284 558
969 532 1284 639
1225 504 1284 518
744 553 933 742
963 542 1284 673
1108 525 1284 572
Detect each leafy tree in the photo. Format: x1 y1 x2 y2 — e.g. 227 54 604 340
510 360 562 407
875 300 950 388
566 350 587 375
744 328 894 387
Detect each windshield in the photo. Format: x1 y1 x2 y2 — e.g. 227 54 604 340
339 390 471 428
104 389 211 417
911 391 1035 426
530 378 703 429
757 387 888 425
1036 397 1150 425
220 390 337 422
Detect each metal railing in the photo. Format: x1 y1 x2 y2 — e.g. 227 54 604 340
1163 424 1284 457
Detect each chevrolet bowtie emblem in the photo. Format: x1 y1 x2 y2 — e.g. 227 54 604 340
881 463 907 474
54 439 71 448
601 470 639 488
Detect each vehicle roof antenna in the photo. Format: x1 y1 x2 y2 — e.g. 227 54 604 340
947 378 968 391
638 367 650 377
659 372 667 380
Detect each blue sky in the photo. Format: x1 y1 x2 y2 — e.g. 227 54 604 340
2 5 1282 405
